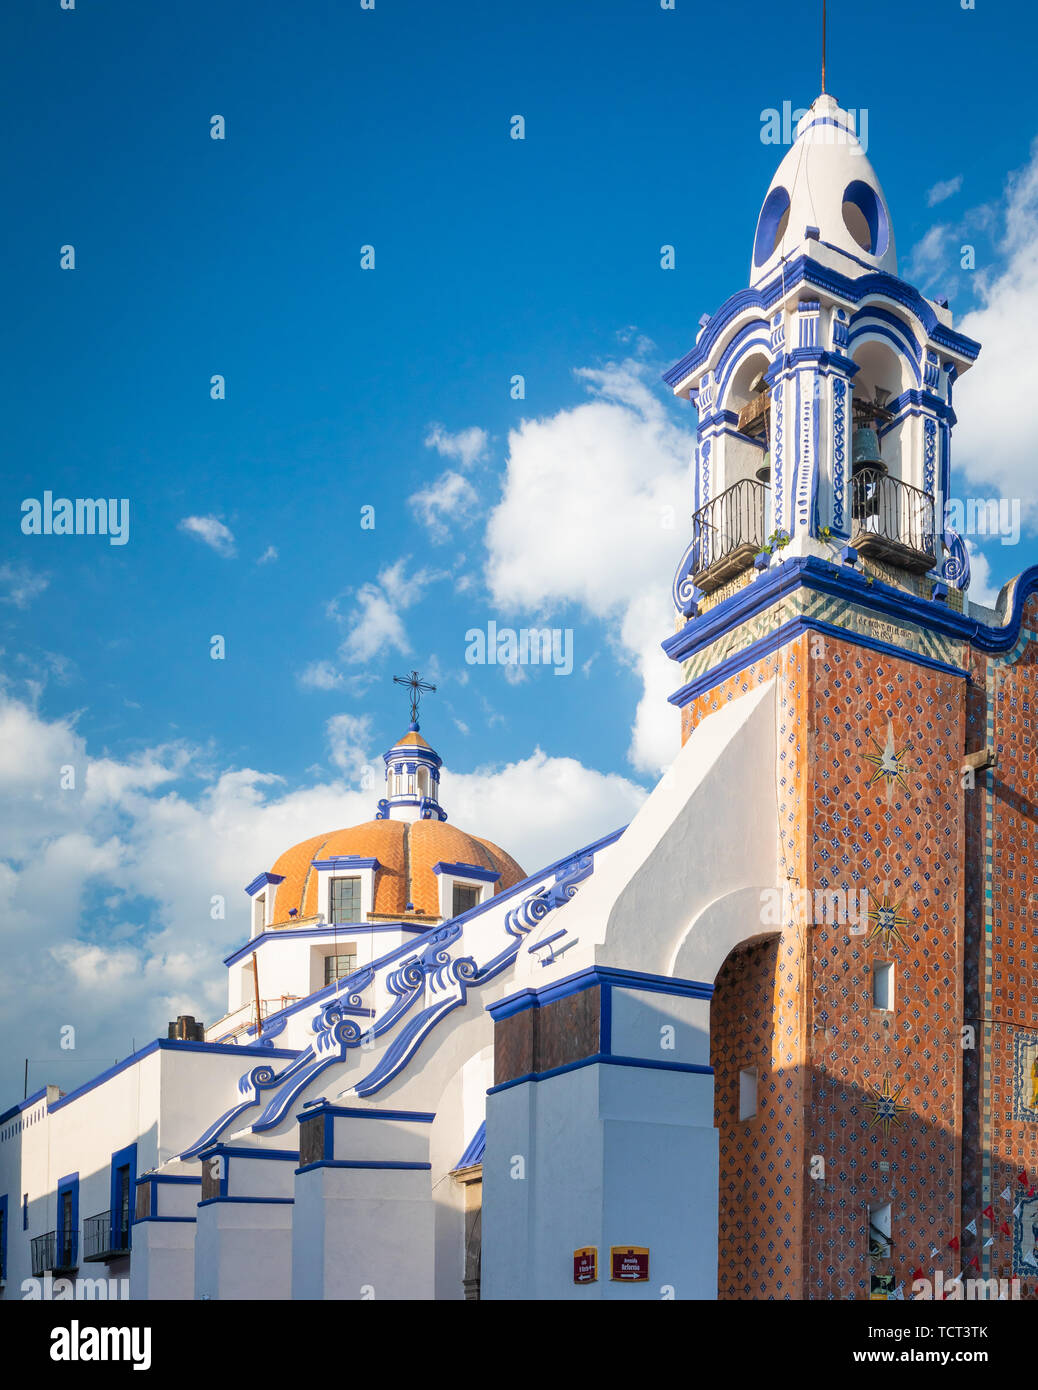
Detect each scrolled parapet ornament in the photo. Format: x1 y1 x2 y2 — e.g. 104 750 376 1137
943 529 971 590
673 537 702 618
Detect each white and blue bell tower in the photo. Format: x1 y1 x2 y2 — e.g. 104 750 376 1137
666 93 981 616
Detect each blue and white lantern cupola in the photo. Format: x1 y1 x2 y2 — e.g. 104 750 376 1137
376 724 448 823
665 92 982 614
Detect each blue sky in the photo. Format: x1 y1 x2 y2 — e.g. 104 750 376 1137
2 0 1037 1099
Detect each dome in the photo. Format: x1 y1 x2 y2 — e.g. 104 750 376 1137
266 818 526 923
750 94 897 286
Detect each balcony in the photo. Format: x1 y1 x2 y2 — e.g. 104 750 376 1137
850 467 935 573
83 1210 130 1263
689 478 769 593
31 1230 78 1277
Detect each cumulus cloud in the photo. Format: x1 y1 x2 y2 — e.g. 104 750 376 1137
927 175 962 207
334 559 446 664
0 693 645 1102
964 539 1000 608
410 470 480 543
483 356 692 773
953 137 1038 529
178 515 236 557
325 712 373 778
903 223 954 289
424 424 489 470
297 660 345 691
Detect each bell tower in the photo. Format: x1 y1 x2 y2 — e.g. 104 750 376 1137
657 91 1038 1301
667 92 978 625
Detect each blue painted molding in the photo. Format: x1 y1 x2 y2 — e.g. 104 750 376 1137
488 1054 714 1096
134 1215 196 1225
197 1196 294 1207
0 1087 49 1127
56 1172 79 1265
432 860 501 883
455 1120 486 1170
295 1160 431 1176
488 965 714 1022
669 609 969 708
298 1101 435 1163
197 1146 300 1162
133 1173 201 1222
296 1102 435 1124
311 856 380 872
664 254 981 391
663 556 1038 677
244 872 284 897
109 1142 137 1251
46 1040 299 1115
223 922 427 969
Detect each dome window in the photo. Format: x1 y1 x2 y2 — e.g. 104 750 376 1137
753 186 791 268
329 876 362 923
841 180 889 257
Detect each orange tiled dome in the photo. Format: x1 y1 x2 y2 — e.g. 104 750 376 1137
268 819 526 922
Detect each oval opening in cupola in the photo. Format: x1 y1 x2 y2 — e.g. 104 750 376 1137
753 186 791 268
841 179 889 258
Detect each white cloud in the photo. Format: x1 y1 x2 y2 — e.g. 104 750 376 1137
483 357 692 773
903 223 953 290
257 545 278 565
0 563 49 608
954 137 1038 528
178 515 236 557
298 660 345 691
963 538 1000 608
424 423 489 470
927 175 962 207
447 749 646 878
410 470 480 543
335 559 446 664
325 712 373 778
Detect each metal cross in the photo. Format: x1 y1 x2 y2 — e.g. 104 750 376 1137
393 670 436 724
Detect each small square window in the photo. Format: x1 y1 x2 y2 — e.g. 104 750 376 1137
452 883 480 917
739 1067 758 1120
330 877 361 923
325 952 357 987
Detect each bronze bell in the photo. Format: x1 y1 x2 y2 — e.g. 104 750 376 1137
852 425 882 469
755 450 771 483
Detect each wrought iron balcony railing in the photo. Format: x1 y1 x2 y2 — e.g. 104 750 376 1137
690 478 769 593
850 467 936 572
31 1229 78 1277
83 1209 130 1262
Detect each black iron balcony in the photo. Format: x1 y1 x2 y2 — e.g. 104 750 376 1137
31 1229 78 1277
83 1209 130 1262
850 467 935 573
690 478 769 593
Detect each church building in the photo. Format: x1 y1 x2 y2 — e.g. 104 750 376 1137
1 91 1037 1301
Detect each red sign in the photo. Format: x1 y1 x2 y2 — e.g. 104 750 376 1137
573 1247 597 1283
610 1246 649 1281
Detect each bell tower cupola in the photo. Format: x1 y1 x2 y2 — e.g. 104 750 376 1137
376 670 448 823
665 92 982 620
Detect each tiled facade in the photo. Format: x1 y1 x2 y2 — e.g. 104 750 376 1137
696 603 1038 1299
